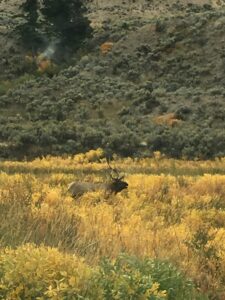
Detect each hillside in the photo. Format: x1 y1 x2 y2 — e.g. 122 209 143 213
0 0 225 159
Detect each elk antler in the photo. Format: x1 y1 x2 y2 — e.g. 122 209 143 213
106 158 124 180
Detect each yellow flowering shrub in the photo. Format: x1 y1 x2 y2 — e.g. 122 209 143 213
0 244 96 299
73 148 104 163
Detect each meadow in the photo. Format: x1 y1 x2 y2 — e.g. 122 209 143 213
0 149 225 299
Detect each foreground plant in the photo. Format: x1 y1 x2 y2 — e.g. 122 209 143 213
0 246 206 300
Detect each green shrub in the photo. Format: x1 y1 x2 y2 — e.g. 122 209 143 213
94 254 205 300
0 82 11 96
155 20 166 33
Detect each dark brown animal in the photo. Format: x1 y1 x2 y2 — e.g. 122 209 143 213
67 163 128 198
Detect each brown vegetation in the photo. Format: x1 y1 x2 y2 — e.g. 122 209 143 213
154 113 182 127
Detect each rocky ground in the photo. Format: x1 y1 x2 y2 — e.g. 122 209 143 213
0 0 225 159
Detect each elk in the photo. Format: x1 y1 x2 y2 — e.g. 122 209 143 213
67 162 128 198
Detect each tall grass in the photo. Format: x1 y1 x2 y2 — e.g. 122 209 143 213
0 151 224 298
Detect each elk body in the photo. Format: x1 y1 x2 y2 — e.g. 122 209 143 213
67 163 128 198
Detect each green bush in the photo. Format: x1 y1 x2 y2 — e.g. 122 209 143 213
94 254 205 300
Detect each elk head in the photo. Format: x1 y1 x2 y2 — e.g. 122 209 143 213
107 160 128 194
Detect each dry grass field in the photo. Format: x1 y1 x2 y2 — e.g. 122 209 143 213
0 150 225 298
